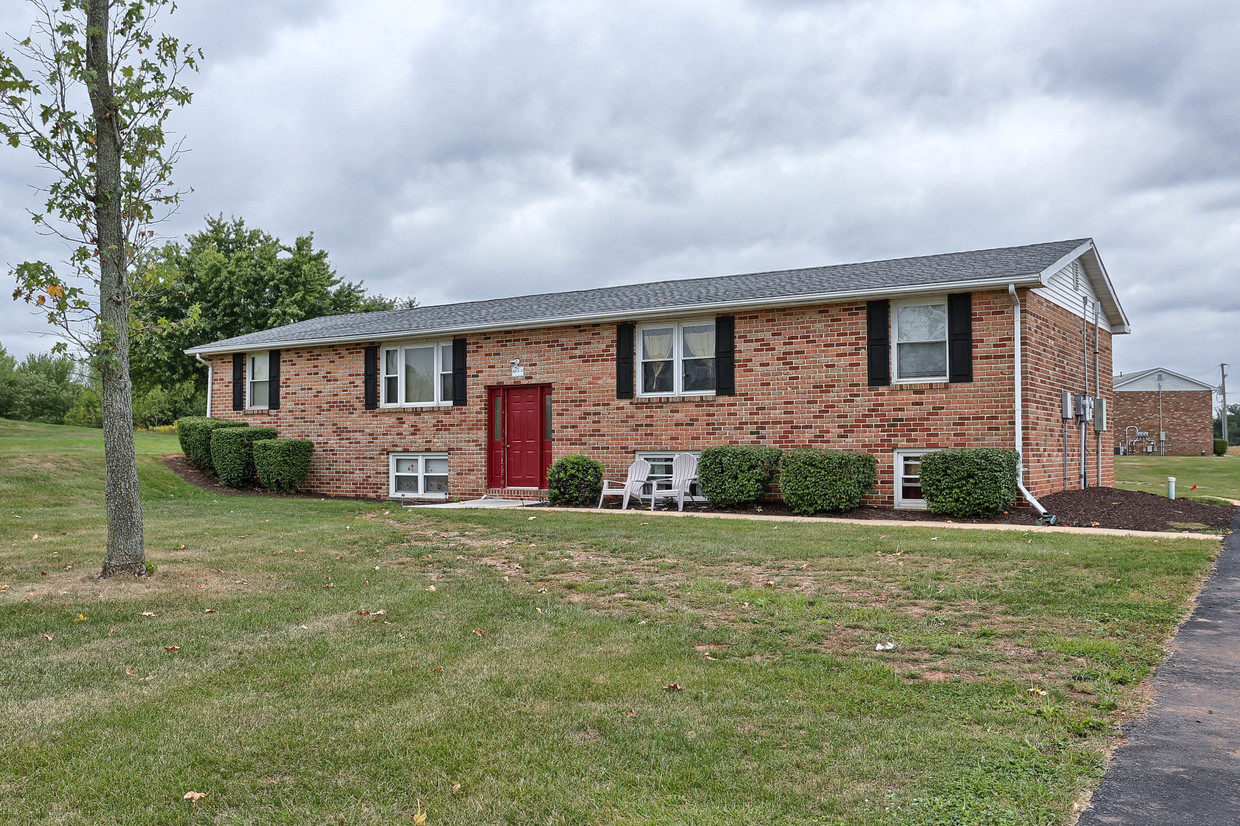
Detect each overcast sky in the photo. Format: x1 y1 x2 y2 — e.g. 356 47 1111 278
1 0 1236 392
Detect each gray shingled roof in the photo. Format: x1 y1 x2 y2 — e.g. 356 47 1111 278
187 238 1093 354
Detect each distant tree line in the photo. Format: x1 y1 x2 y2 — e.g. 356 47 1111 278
1 216 410 429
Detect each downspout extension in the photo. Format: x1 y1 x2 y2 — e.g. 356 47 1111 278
1009 284 1052 521
194 353 213 419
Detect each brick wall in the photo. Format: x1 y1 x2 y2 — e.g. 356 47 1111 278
1112 389 1214 456
204 287 1114 503
1021 293 1115 490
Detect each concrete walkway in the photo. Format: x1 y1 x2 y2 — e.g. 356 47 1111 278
1077 510 1240 825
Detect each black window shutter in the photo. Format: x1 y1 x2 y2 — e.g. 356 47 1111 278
866 300 891 387
363 346 379 410
452 338 467 406
616 323 635 399
268 349 281 409
715 315 735 396
232 353 244 410
947 292 973 383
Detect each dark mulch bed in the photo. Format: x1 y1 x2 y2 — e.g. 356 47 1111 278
163 453 1233 534
622 487 1235 534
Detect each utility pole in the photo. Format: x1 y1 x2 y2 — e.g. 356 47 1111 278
1222 363 1230 444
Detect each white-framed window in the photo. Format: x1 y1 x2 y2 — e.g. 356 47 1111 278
389 452 449 499
893 449 940 509
893 300 948 382
381 342 454 406
635 451 703 500
247 351 270 409
637 320 716 396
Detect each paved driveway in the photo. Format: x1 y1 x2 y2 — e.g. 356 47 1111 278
1078 512 1240 825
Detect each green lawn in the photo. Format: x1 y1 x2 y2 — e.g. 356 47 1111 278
0 419 1221 825
1116 454 1240 503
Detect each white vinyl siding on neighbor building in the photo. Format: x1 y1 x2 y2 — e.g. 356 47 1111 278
389 453 449 498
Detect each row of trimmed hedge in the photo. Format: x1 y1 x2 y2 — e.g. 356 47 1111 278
176 417 314 492
547 445 1018 517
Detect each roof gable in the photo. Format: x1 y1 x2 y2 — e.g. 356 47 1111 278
1115 368 1215 392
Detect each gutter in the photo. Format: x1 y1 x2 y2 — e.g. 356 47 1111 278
1009 284 1049 517
194 353 212 418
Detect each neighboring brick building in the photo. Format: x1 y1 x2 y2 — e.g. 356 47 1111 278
1113 368 1215 456
187 239 1129 508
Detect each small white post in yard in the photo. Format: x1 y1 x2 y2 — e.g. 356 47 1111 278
1168 477 1177 500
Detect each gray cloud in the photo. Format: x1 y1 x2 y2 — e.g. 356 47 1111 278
1 0 1237 391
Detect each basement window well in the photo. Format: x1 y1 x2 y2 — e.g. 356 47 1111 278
893 449 939 509
390 453 449 499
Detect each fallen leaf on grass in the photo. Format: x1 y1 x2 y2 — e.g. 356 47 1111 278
357 609 371 616
204 609 216 614
471 628 486 637
294 549 305 553
430 666 443 673
625 709 638 718
41 633 53 641
125 667 138 676
32 533 38 540
323 583 336 589
73 614 87 622
426 585 436 592
450 782 461 795
141 611 156 617
664 683 683 692
183 791 207 802
165 646 181 653
413 810 427 825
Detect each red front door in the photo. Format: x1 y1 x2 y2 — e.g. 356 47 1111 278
487 385 552 488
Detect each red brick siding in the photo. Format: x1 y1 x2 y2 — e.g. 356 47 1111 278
1112 389 1214 456
204 287 1113 503
1020 292 1115 490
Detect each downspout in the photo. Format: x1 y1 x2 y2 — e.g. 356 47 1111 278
1094 302 1102 484
194 353 212 418
1009 284 1048 516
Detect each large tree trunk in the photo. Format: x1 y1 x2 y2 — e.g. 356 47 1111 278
87 0 147 578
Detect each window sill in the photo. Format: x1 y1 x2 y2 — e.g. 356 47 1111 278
242 408 273 415
632 393 718 404
888 381 950 391
390 494 450 501
374 404 454 415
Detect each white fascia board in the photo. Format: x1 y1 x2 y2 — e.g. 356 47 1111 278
183 274 1046 356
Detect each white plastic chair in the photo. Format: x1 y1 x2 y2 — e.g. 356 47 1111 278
649 453 698 511
597 459 652 510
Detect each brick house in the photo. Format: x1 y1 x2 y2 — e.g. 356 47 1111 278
187 238 1129 509
1113 368 1215 456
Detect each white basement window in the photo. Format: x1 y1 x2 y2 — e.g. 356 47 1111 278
893 449 940 509
381 342 454 406
389 453 450 499
637 321 716 396
635 451 703 500
893 300 948 382
247 351 269 409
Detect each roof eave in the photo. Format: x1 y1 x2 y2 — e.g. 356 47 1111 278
1036 239 1131 333
184 274 1047 356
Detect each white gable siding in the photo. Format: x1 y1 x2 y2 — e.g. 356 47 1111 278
1115 371 1215 392
1033 260 1113 332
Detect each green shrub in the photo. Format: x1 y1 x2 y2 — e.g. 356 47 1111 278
1214 438 1228 457
919 448 1019 517
780 449 877 514
696 445 782 509
176 417 248 475
546 454 605 507
63 389 103 428
210 426 278 488
254 438 315 493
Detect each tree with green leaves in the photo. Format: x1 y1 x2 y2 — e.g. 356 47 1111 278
131 215 411 398
1 0 200 577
